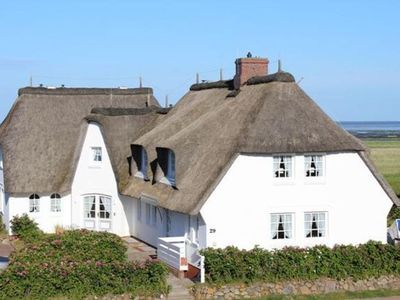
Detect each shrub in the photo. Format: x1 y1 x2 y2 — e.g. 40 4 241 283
201 242 400 284
10 214 43 242
0 229 169 299
0 214 6 234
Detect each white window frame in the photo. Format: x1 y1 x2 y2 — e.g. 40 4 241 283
50 193 62 212
273 155 293 179
29 194 40 213
304 155 324 178
91 147 102 163
270 213 294 240
304 211 328 238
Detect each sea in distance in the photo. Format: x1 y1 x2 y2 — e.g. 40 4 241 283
339 121 400 138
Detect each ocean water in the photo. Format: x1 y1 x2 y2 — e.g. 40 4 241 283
338 121 400 137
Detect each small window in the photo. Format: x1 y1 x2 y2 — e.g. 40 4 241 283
271 213 293 239
145 203 157 227
157 148 176 186
305 212 327 238
305 155 324 177
91 147 102 162
50 193 61 212
29 194 40 213
273 156 293 178
131 145 148 179
137 200 142 221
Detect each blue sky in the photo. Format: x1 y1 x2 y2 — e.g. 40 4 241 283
0 1 399 122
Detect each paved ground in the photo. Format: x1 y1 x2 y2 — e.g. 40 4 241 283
122 237 194 299
122 236 158 262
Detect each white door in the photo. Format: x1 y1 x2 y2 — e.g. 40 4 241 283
83 195 112 232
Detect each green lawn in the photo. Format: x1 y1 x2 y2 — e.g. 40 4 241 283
364 138 400 197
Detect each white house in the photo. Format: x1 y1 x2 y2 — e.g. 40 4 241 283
0 56 398 278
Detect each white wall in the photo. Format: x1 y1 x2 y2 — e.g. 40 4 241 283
8 194 71 233
200 153 393 250
71 122 132 236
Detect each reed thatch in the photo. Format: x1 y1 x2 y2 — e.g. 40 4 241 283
0 87 160 195
122 74 399 214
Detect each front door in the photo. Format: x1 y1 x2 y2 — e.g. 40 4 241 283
83 195 112 231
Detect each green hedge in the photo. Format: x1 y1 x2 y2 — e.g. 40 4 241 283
0 229 169 299
201 242 400 284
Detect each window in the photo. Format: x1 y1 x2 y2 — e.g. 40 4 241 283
273 156 293 178
131 145 148 179
99 196 111 219
84 196 96 219
145 203 157 226
305 155 324 177
29 194 40 213
157 148 176 186
305 212 327 238
50 193 61 212
271 213 293 239
91 147 102 162
137 200 142 221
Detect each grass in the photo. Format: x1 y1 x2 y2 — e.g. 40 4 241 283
253 288 400 299
363 138 400 197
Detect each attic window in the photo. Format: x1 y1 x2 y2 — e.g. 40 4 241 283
305 155 324 177
29 194 40 213
131 145 148 179
157 148 176 186
273 156 293 178
91 147 102 162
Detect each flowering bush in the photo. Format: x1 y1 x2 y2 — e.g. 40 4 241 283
0 229 168 299
201 242 400 284
10 214 43 242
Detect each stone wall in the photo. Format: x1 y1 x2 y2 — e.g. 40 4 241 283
192 275 400 299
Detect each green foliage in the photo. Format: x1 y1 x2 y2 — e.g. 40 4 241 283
0 214 6 234
201 242 400 284
10 214 43 242
388 204 400 226
0 229 169 299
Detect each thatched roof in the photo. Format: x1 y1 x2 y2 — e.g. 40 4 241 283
122 73 399 214
0 87 160 195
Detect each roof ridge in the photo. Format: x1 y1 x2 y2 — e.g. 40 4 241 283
18 87 153 96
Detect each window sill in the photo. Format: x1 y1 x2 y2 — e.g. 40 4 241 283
159 176 176 187
304 177 326 185
134 172 149 181
88 165 102 169
272 178 296 186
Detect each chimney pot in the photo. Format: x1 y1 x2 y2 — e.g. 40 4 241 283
233 55 269 90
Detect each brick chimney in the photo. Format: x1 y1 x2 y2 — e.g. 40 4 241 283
233 54 269 90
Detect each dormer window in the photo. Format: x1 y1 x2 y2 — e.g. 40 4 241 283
273 156 293 178
91 147 102 162
305 155 324 177
157 148 176 186
131 145 148 179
